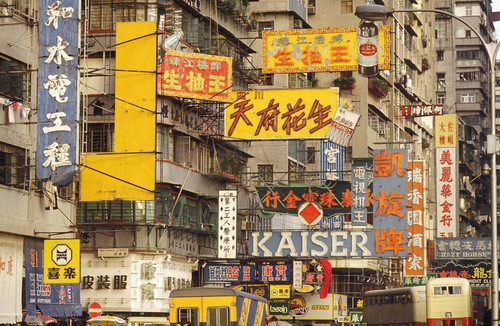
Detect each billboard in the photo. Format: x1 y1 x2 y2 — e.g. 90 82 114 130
80 22 157 201
157 50 232 102
262 27 390 74
225 89 339 139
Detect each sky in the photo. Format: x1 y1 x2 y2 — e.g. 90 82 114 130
493 2 500 41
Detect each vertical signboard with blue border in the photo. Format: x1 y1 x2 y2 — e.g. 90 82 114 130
351 158 372 227
320 140 344 182
37 0 79 186
373 149 408 257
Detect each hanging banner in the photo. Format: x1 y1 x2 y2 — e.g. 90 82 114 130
320 141 344 182
351 158 372 227
325 105 361 147
373 149 408 257
405 161 426 276
262 27 390 74
0 235 23 324
157 50 232 102
36 0 80 186
25 238 81 317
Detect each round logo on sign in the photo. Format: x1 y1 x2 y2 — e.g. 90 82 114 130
298 201 323 226
51 244 72 266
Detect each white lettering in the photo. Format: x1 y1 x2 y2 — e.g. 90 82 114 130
252 232 272 257
331 231 348 256
276 232 298 257
311 231 328 256
351 231 370 256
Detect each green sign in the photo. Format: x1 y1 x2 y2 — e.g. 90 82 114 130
403 273 438 287
255 181 373 217
350 312 364 324
269 300 289 315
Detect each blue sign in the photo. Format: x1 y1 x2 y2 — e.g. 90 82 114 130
36 0 79 186
320 141 344 182
24 238 81 316
204 265 255 283
435 237 493 259
257 264 292 282
373 149 408 257
351 158 372 227
320 215 344 231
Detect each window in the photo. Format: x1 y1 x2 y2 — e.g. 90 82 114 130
437 94 445 104
465 6 472 16
258 21 274 37
437 50 444 61
457 50 481 60
437 73 445 90
88 124 114 152
89 0 149 31
178 308 199 326
457 71 479 81
258 164 273 183
341 0 353 13
175 136 191 166
465 30 471 38
306 147 315 164
262 74 274 86
461 93 476 103
0 142 29 188
0 54 28 101
207 307 229 326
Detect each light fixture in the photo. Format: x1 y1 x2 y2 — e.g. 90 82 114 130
166 254 172 262
202 262 207 268
194 259 199 265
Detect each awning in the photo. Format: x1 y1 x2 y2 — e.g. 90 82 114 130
27 303 82 318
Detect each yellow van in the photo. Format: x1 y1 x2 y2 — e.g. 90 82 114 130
126 316 170 326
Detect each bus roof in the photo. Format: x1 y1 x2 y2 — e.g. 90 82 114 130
170 287 267 302
426 277 470 286
364 285 426 296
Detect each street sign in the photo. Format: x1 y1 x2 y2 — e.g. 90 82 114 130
43 239 80 283
89 302 102 318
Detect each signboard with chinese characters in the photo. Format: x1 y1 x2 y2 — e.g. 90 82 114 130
403 273 437 287
373 149 408 257
36 0 79 186
258 264 291 282
351 158 372 227
255 182 373 216
435 262 491 290
434 238 493 259
270 284 291 299
320 141 344 182
350 312 364 325
157 50 232 102
203 264 255 283
325 105 361 147
435 114 458 238
0 234 22 324
225 89 339 139
218 190 237 259
262 27 390 74
404 161 425 276
25 238 81 317
401 105 443 117
44 239 80 283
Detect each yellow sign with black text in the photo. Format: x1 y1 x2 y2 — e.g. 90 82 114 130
44 239 80 283
270 284 291 299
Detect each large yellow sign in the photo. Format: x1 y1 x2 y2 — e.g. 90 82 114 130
262 27 390 74
44 239 80 283
80 22 156 201
225 89 339 139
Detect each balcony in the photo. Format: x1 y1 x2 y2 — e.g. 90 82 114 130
248 0 307 22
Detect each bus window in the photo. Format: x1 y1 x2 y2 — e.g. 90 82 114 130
207 307 229 326
450 286 461 295
434 287 442 295
178 308 199 326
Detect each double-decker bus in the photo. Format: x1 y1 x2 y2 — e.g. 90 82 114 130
363 278 472 326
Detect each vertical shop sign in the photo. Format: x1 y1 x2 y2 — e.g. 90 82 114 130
351 158 372 227
373 149 408 257
37 0 79 186
435 114 458 238
218 190 237 259
320 141 344 181
404 161 425 276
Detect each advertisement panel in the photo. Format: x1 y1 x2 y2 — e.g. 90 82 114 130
404 161 425 276
373 149 408 257
262 27 390 74
218 190 237 259
434 238 493 259
257 264 292 282
282 293 334 320
37 0 80 186
43 239 80 284
320 140 344 182
203 265 256 283
157 50 232 102
334 294 348 322
351 159 371 227
0 235 22 324
225 89 339 139
270 284 291 299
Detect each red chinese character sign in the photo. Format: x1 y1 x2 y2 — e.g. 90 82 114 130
225 89 339 139
373 149 408 257
435 114 458 238
262 27 390 74
157 50 232 102
405 161 426 276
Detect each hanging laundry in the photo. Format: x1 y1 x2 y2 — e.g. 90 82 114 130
7 104 15 123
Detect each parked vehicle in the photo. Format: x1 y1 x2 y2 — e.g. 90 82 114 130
169 287 268 326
